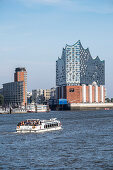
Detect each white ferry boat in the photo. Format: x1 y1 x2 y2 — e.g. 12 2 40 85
27 102 36 112
16 118 62 133
36 105 50 112
27 102 50 113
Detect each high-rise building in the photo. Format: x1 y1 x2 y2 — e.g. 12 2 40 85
14 67 27 106
56 40 105 103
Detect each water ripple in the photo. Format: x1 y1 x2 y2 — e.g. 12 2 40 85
0 110 113 169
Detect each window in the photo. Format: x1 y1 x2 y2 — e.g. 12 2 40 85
69 88 74 92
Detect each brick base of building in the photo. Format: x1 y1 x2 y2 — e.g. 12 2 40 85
56 85 105 103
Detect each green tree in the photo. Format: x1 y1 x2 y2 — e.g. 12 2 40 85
0 95 4 106
105 98 110 103
111 98 113 103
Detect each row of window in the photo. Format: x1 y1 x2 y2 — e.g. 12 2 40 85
44 123 58 128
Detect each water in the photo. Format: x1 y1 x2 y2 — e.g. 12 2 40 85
0 110 113 169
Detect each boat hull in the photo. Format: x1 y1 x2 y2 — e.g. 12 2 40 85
16 126 62 133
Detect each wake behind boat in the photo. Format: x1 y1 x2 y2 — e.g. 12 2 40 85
16 118 62 133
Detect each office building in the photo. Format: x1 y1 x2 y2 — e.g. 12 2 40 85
3 81 24 106
2 67 27 107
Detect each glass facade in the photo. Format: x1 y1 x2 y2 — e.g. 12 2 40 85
56 40 105 86
3 81 24 106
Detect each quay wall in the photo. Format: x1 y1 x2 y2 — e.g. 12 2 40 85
70 103 113 110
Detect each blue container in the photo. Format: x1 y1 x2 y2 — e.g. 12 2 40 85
59 99 67 105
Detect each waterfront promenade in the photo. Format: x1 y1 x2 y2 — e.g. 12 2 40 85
70 103 113 110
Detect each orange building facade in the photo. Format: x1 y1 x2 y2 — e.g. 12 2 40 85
14 68 27 106
56 83 105 104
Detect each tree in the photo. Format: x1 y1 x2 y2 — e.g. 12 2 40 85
111 98 113 103
105 98 110 103
0 95 4 106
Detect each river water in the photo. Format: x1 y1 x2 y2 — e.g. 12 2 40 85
0 110 113 169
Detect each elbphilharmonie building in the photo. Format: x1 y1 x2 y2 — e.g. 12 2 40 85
56 40 105 103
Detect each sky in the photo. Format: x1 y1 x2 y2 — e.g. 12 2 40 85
0 0 113 98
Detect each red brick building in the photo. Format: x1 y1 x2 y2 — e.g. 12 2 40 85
14 68 27 106
56 83 105 103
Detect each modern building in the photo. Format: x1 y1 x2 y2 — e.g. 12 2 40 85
3 81 24 106
56 40 105 103
2 67 27 107
14 67 27 106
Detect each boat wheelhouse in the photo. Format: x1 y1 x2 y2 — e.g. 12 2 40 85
16 118 62 133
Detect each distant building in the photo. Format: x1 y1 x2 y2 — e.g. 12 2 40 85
43 89 51 103
32 88 56 104
27 92 32 104
3 81 24 106
14 67 27 106
32 90 38 103
56 40 105 103
32 89 44 104
2 67 27 107
0 88 3 95
50 87 56 99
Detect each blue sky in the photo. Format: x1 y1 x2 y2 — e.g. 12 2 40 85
0 0 113 97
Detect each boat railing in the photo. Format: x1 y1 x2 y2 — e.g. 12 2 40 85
50 118 57 121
